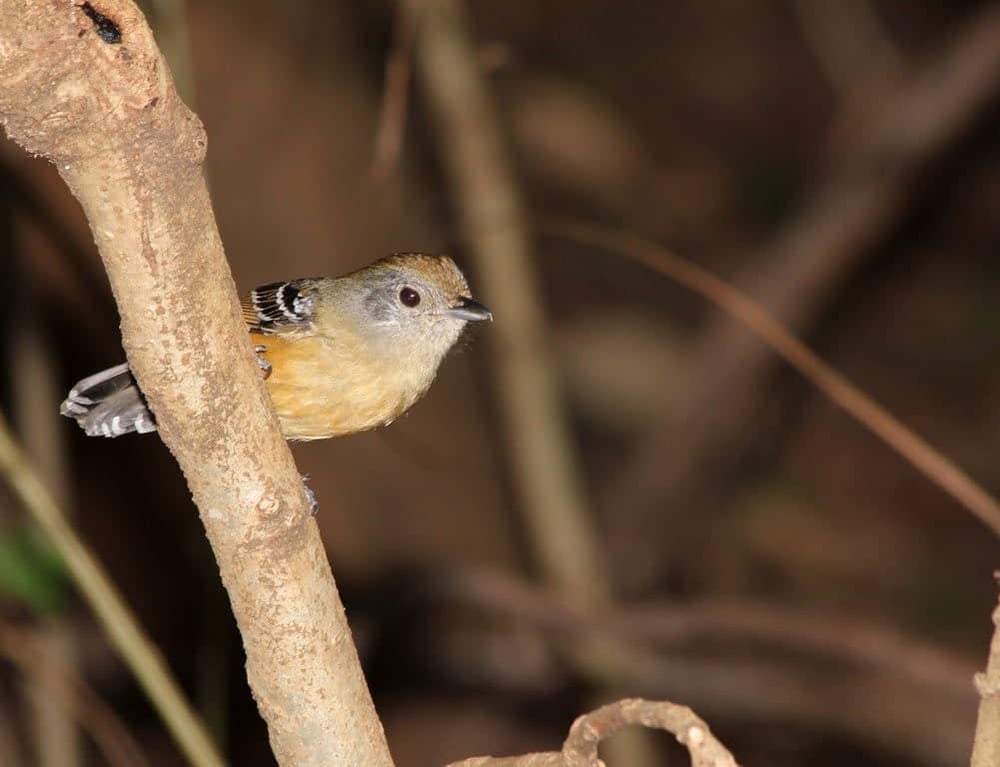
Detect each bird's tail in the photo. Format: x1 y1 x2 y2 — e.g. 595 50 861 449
60 363 157 438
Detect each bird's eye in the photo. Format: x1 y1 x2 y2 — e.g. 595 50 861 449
399 286 421 307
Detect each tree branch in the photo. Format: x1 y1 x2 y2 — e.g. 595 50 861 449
0 1 391 764
446 698 740 767
972 581 1000 767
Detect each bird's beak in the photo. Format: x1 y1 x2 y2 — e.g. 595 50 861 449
449 297 493 322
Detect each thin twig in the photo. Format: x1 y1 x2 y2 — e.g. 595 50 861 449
540 216 1000 537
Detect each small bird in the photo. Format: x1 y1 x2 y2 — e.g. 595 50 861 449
61 253 492 441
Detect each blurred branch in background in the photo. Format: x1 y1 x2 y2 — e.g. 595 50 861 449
144 0 197 108
413 566 976 766
0 106 221 766
0 143 120 356
426 566 977 698
542 217 1000 534
410 0 606 604
0 410 223 767
409 1 668 764
370 2 417 184
0 131 82 767
599 3 1000 591
0 620 149 767
0 701 25 767
790 0 903 93
791 0 909 156
9 265 79 767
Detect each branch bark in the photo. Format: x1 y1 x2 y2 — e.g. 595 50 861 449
447 698 739 767
972 582 1000 767
0 1 391 764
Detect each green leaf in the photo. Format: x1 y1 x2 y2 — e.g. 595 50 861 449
0 524 70 615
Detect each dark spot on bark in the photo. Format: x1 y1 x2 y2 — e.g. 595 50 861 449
79 2 122 44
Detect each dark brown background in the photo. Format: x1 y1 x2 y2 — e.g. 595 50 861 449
2 0 1000 765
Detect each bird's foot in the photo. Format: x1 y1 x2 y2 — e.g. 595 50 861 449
301 475 319 516
254 345 272 380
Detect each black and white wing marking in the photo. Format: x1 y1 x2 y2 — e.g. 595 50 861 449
242 279 320 334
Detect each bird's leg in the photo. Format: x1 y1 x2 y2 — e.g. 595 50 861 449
301 475 319 516
254 343 312 510
253 344 273 380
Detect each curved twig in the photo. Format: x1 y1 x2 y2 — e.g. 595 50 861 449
445 698 740 767
564 699 738 767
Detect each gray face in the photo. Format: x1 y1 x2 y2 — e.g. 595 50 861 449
363 269 461 326
360 267 473 366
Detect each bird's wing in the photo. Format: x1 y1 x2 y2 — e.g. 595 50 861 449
242 279 322 334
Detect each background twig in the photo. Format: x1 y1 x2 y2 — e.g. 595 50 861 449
0 411 222 767
541 217 1000 536
0 621 150 767
411 0 606 602
600 3 1000 590
411 4 663 763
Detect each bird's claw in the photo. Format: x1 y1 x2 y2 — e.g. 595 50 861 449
254 345 273 380
301 475 319 516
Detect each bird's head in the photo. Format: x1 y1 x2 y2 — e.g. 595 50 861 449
341 252 492 370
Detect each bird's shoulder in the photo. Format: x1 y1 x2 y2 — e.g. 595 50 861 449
242 278 328 334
